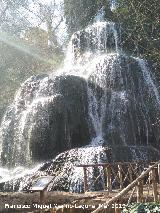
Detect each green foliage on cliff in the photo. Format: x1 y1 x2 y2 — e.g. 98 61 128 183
115 0 160 71
64 0 114 35
64 0 97 35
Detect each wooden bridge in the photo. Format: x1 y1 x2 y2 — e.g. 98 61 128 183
77 161 160 213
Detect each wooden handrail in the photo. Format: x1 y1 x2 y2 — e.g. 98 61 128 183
92 160 160 213
76 161 151 168
79 161 154 193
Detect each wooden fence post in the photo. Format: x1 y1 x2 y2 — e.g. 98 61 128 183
115 201 122 213
106 165 112 192
151 168 158 202
83 167 89 192
40 190 45 203
158 164 160 183
118 164 123 189
128 164 133 183
137 179 143 203
103 166 107 191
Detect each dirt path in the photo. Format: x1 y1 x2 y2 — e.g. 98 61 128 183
0 191 103 213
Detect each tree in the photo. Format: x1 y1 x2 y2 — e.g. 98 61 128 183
64 0 98 35
115 0 160 73
0 0 64 122
64 0 115 36
0 0 30 35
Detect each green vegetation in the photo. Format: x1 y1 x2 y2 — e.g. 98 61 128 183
0 28 63 121
0 1 64 122
115 0 160 71
64 0 113 35
122 203 160 213
64 0 97 35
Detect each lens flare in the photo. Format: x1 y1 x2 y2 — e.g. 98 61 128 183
0 31 54 65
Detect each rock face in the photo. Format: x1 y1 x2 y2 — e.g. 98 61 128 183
0 75 91 167
88 55 160 149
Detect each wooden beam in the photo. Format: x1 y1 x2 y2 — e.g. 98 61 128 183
128 164 133 183
137 180 143 203
151 168 158 202
118 164 123 189
115 202 122 213
76 161 149 168
83 167 89 192
106 166 112 192
40 191 45 203
158 164 160 183
103 166 107 191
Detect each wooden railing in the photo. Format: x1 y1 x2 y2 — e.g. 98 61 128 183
91 160 160 213
77 161 152 193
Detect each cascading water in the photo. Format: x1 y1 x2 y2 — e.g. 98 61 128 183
110 0 117 11
0 16 160 192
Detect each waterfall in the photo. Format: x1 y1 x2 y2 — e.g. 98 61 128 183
135 57 160 106
0 15 160 192
110 0 117 11
94 6 105 22
65 21 120 66
64 21 120 147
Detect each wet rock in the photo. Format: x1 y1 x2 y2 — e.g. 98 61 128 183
0 75 91 167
